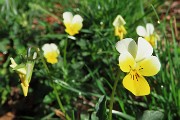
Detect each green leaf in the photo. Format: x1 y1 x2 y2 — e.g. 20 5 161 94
141 110 164 120
95 95 107 120
43 92 56 104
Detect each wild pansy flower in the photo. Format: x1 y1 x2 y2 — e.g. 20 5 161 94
136 23 159 47
116 37 161 96
113 15 127 40
63 12 83 36
10 58 35 96
42 43 60 64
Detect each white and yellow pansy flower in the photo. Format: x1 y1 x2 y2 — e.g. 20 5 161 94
42 43 60 64
136 23 159 47
63 12 83 36
116 37 161 96
113 15 127 40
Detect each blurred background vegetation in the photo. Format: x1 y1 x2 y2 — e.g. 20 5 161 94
0 0 179 119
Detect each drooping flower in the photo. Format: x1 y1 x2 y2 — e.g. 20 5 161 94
42 43 60 64
136 23 159 47
113 15 127 40
63 12 83 36
116 37 161 96
10 58 35 96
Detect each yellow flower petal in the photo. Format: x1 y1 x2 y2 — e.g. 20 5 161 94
119 52 135 72
115 26 127 39
65 22 82 36
10 57 26 75
135 37 153 62
21 83 29 97
138 56 161 76
123 73 150 96
44 52 59 64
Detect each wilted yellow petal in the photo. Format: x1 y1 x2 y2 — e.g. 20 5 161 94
21 83 29 97
119 52 135 72
10 57 26 75
123 73 150 96
138 56 161 76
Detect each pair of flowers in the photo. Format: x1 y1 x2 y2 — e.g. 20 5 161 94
41 12 84 64
113 15 159 48
37 11 84 64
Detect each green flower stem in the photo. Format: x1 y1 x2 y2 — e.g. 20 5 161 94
63 38 68 81
63 38 68 68
108 77 119 120
37 50 71 120
53 82 71 120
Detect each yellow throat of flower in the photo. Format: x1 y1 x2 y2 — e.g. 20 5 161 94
144 35 156 47
115 26 127 39
65 22 82 36
44 51 59 64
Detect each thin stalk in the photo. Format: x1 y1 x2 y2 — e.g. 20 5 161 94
63 38 68 81
37 50 71 120
53 82 71 120
108 77 119 120
63 39 68 68
151 4 161 23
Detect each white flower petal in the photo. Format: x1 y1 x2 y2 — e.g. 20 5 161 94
116 38 137 58
136 26 147 37
50 43 59 54
138 56 161 76
42 43 59 54
72 15 83 24
63 12 73 23
42 44 51 52
113 15 126 27
146 23 154 36
135 37 153 62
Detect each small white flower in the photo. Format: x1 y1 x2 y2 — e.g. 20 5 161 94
63 12 83 36
42 43 60 64
136 23 159 47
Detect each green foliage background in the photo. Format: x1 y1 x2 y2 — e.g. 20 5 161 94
0 0 179 119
